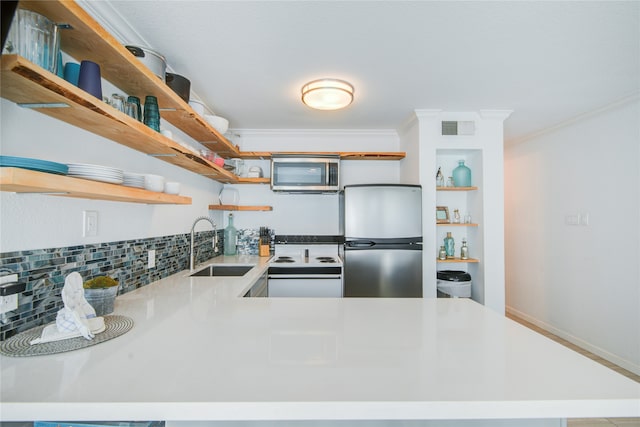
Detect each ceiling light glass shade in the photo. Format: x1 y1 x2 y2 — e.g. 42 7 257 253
301 79 354 110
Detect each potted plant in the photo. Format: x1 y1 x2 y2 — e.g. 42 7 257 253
83 276 119 316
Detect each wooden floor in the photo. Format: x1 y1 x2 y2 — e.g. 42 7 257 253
507 313 640 427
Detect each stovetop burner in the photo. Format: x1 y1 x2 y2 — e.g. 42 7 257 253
274 258 295 263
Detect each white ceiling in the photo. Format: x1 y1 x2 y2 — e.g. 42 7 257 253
95 1 639 144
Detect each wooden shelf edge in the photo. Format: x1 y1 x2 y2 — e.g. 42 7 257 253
234 151 406 161
436 223 479 227
208 204 273 211
0 168 191 205
436 186 478 191
234 177 270 184
436 258 479 263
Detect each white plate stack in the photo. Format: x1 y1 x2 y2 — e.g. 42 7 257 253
123 172 145 188
67 163 124 184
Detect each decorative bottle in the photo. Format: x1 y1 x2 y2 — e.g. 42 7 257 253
444 232 455 259
460 238 469 260
438 246 447 260
224 213 237 256
436 167 444 187
452 160 471 187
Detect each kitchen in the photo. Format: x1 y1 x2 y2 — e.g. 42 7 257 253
1 0 639 425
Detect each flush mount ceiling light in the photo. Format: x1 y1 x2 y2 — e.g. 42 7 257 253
301 78 354 110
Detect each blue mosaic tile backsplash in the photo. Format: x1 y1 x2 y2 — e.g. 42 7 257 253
0 228 270 341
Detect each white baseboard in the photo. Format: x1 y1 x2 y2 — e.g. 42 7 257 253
506 306 640 376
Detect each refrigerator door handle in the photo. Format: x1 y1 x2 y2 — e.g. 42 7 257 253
346 240 376 248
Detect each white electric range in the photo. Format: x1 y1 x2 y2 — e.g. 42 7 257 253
268 236 343 297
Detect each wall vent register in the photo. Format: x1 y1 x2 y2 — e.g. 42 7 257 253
442 121 476 136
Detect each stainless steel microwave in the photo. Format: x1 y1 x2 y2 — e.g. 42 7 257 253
271 154 340 192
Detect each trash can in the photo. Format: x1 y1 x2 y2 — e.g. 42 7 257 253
437 270 471 298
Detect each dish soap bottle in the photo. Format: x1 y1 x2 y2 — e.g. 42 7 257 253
224 213 237 255
452 160 471 187
444 232 455 259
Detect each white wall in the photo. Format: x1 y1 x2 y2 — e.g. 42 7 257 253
504 98 640 375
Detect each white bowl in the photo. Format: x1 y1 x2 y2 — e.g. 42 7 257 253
144 174 165 192
164 181 180 195
204 114 229 134
188 100 205 116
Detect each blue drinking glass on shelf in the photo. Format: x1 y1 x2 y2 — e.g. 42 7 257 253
143 95 160 132
452 160 471 187
127 96 142 121
63 62 80 86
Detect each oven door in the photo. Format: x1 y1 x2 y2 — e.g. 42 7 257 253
268 275 343 298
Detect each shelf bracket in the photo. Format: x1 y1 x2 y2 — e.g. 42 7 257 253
17 103 70 109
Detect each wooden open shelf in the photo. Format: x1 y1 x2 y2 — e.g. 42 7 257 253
13 0 239 158
208 205 272 211
0 55 238 184
236 152 406 161
436 186 478 191
0 167 192 204
437 223 478 227
437 258 479 263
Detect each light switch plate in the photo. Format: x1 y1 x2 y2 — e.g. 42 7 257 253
83 210 98 237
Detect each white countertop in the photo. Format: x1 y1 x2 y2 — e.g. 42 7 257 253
1 255 638 422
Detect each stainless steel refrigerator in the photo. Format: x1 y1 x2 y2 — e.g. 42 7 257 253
342 184 422 297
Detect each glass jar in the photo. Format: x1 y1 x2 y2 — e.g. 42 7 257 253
452 160 471 187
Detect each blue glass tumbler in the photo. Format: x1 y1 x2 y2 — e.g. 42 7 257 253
63 62 80 86
143 95 160 132
127 96 142 122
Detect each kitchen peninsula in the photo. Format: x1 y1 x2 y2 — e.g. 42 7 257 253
1 255 638 426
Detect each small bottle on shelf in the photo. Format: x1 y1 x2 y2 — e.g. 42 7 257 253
460 238 469 260
444 232 455 259
438 246 447 260
436 167 444 187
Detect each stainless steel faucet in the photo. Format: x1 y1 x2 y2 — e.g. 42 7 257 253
190 216 217 271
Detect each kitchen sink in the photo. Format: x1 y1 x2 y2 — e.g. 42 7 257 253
190 265 254 277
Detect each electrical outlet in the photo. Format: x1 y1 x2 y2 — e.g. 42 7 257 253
83 210 98 237
148 249 156 269
580 213 590 226
0 294 18 314
0 274 18 286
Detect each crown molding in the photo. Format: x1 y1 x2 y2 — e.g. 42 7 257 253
507 92 640 146
76 0 148 46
